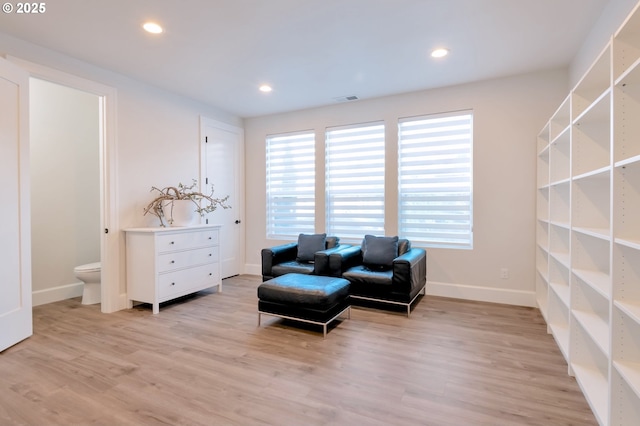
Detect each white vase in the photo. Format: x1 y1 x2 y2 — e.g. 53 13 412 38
162 199 199 227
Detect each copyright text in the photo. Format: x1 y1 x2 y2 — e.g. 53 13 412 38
2 3 47 14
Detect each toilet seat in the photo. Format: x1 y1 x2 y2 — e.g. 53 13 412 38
74 262 101 273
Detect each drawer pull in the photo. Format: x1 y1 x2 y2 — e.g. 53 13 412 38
209 273 212 276
171 282 175 286
170 241 175 245
170 260 175 264
209 254 212 257
208 236 212 240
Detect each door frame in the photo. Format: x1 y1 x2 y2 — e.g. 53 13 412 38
7 56 122 313
199 116 245 276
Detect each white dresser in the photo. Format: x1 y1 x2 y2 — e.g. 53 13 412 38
124 225 221 314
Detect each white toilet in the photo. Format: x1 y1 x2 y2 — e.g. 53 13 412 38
74 262 101 305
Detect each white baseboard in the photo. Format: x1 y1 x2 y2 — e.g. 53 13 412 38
243 264 536 307
32 282 83 306
115 293 130 312
244 263 262 276
426 280 536 307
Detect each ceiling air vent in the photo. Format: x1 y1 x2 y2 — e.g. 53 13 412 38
333 95 359 103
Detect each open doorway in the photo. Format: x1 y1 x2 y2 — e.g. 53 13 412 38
10 56 121 313
30 78 101 307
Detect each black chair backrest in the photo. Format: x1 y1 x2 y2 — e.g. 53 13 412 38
398 239 411 255
326 236 339 249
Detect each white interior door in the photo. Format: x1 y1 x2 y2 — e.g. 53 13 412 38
201 117 244 278
0 57 32 352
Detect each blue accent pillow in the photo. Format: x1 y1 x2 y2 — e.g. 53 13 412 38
296 233 327 263
362 235 399 269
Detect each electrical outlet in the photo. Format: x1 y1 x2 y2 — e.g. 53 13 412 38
500 268 509 279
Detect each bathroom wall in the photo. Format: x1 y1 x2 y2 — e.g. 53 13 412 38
30 78 100 305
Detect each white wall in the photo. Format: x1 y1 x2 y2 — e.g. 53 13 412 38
30 78 100 304
245 69 568 306
0 32 243 308
4 0 632 309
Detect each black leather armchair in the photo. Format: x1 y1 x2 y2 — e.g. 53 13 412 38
261 234 350 281
329 235 426 315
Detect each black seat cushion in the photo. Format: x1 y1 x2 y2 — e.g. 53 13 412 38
271 261 315 277
342 265 393 286
343 266 412 302
258 273 350 309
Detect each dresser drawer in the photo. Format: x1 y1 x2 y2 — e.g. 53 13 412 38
158 263 220 299
156 228 219 252
125 225 222 314
157 246 219 273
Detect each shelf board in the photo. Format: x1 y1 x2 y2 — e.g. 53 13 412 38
615 237 640 251
571 362 609 425
572 166 611 181
538 121 550 137
550 125 571 144
614 300 640 324
549 220 570 230
615 56 640 86
538 144 550 157
573 226 610 241
550 177 571 186
550 251 571 269
573 268 610 299
615 154 640 169
537 297 549 322
550 95 571 120
550 323 570 361
550 282 570 309
536 266 549 280
536 266 549 281
572 88 612 123
613 361 640 401
572 310 610 357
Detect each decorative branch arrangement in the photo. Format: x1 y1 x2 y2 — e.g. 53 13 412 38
143 179 230 226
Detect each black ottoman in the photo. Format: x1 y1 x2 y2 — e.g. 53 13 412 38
257 273 351 337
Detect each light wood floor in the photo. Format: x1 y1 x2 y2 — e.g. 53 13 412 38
0 275 596 425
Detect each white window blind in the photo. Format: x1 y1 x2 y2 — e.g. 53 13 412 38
266 131 315 239
325 122 385 241
398 111 473 249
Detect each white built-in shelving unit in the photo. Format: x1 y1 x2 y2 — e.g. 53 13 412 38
536 3 640 424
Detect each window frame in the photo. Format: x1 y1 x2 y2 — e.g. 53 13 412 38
265 130 316 240
397 110 474 249
325 121 386 242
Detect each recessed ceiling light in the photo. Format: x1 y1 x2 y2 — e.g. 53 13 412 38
259 84 273 93
431 48 449 58
143 22 163 34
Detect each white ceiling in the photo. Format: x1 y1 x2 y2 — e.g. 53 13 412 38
0 0 609 118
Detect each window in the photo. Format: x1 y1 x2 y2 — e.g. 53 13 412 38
398 111 473 249
266 131 315 239
325 122 385 241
